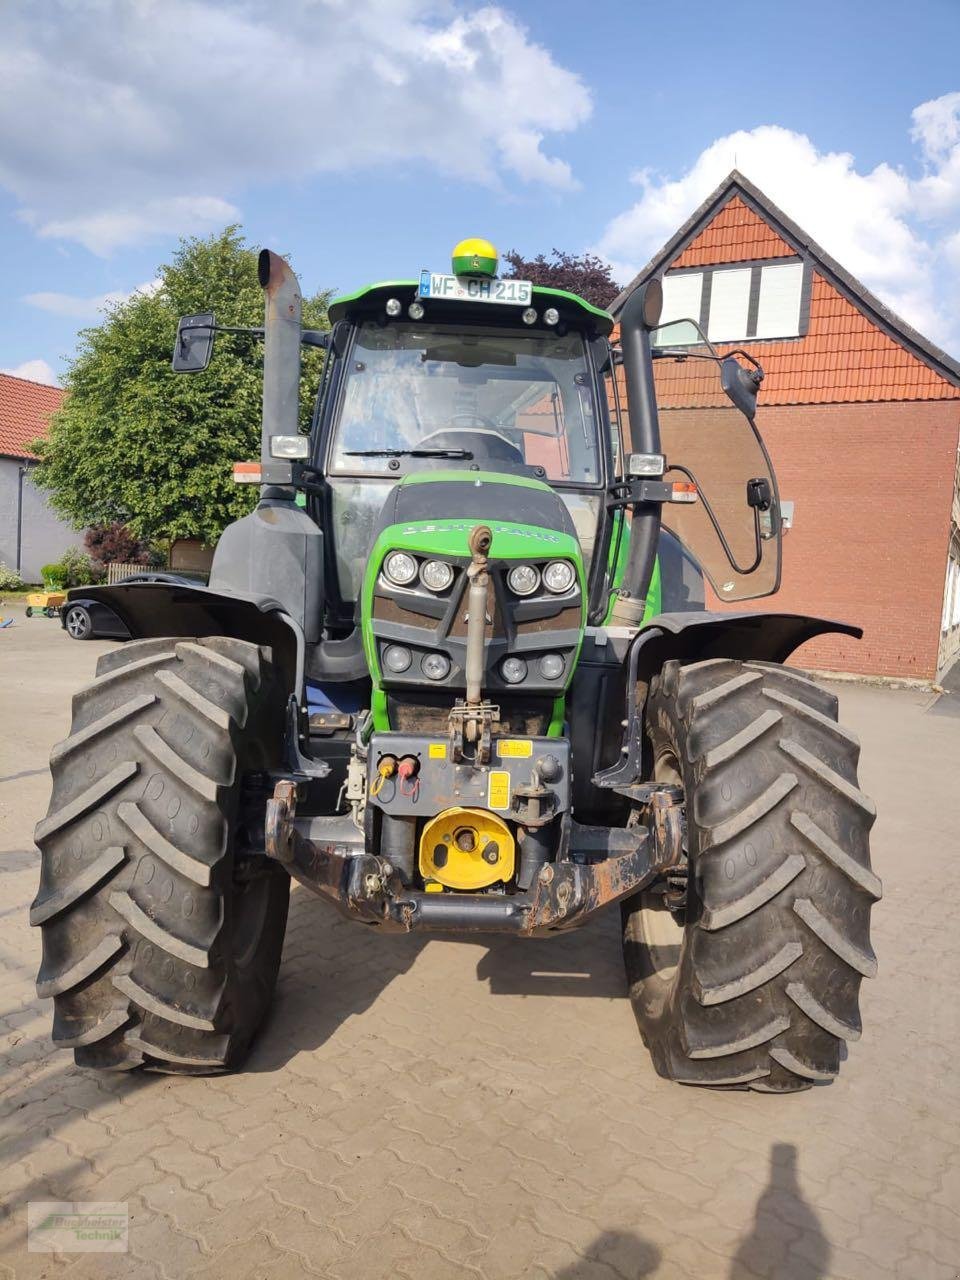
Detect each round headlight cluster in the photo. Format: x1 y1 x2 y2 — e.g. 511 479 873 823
419 559 454 592
500 656 528 684
543 559 576 594
383 551 417 586
538 653 565 680
421 652 451 681
507 563 540 596
383 644 412 673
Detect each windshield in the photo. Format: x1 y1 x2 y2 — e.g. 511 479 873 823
329 322 601 484
650 321 781 601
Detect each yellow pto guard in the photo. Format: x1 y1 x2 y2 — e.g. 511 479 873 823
419 807 515 890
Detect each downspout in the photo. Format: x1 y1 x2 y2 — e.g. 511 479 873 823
257 249 302 490
610 280 664 628
16 463 28 575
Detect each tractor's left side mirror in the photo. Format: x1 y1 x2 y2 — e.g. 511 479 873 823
721 355 763 421
172 313 215 373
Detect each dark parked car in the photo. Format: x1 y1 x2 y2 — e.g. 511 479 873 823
61 573 202 640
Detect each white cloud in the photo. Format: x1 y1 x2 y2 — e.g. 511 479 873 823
0 1 590 255
2 358 58 385
595 94 960 354
24 278 163 320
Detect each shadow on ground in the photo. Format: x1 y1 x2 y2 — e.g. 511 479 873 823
553 1230 661 1277
248 886 627 1072
729 1144 831 1280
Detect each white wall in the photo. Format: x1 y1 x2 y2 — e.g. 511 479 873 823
0 456 78 583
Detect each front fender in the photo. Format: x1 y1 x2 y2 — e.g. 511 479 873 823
68 581 303 691
594 610 861 792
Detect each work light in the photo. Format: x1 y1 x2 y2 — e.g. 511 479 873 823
383 645 412 673
538 653 565 680
383 551 417 586
543 560 576 594
507 564 540 596
500 656 528 684
421 652 451 681
420 559 454 591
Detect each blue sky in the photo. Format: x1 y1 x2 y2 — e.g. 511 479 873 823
3 0 960 385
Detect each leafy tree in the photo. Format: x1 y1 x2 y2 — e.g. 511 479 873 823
34 227 331 547
84 522 158 569
501 248 621 311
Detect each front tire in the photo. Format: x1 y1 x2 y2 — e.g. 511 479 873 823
623 658 879 1091
64 605 93 640
32 636 290 1072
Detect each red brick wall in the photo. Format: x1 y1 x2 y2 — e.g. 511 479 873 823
703 401 960 679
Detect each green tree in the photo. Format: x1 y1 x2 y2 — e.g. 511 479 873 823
34 226 331 546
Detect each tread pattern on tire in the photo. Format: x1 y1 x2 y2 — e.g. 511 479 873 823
623 657 879 1092
32 636 289 1073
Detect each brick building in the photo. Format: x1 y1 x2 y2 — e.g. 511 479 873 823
0 372 74 583
613 171 960 680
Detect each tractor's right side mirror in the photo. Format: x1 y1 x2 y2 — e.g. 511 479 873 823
721 355 763 421
172 313 215 373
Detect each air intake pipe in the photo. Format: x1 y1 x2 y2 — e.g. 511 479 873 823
258 249 302 487
610 278 664 628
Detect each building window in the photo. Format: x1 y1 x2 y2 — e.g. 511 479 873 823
657 258 807 345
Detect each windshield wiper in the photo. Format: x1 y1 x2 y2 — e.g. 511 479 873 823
344 448 474 459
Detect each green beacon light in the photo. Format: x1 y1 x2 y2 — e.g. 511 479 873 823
452 237 498 278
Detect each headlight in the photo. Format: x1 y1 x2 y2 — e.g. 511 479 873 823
538 653 565 680
419 559 454 592
383 644 412 673
383 551 417 586
507 563 540 596
500 656 528 684
543 560 575 594
421 652 451 681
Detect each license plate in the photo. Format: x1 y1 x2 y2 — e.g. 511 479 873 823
418 271 532 306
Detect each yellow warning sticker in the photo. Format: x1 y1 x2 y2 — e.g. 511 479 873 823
488 770 511 810
497 739 532 758
428 742 447 759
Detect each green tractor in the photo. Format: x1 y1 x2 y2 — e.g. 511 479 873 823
33 238 879 1090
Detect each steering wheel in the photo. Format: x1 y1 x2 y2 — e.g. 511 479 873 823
420 421 524 464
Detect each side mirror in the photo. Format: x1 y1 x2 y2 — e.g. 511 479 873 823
721 355 763 420
172 313 215 373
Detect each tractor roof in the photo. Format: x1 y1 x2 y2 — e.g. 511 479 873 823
327 279 614 336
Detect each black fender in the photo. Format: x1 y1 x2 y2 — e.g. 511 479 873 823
594 610 862 792
68 582 304 692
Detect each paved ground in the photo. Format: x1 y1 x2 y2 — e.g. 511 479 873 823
1 605 958 1279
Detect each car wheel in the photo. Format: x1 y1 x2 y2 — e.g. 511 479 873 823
65 605 93 640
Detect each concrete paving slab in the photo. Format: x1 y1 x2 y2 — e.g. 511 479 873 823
1 614 958 1278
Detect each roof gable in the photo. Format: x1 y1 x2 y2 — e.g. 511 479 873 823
673 195 795 268
612 171 960 395
0 373 64 460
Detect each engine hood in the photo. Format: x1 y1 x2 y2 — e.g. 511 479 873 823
384 469 579 541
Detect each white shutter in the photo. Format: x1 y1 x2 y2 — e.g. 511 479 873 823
755 261 804 338
660 272 703 325
707 268 751 341
655 273 704 345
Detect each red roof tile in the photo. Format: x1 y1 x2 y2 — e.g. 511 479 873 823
673 197 795 267
0 373 64 459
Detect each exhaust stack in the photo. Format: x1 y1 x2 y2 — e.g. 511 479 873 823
258 249 302 486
